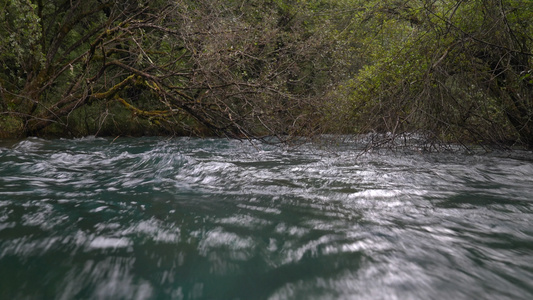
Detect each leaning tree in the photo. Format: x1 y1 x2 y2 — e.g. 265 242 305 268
0 0 336 140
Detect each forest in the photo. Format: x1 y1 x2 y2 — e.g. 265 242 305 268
1 0 532 148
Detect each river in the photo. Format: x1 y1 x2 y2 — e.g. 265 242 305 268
1 137 532 299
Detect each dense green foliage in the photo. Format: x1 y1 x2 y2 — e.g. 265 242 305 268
336 0 533 148
0 0 337 140
1 0 532 148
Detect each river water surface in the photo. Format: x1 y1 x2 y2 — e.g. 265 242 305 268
1 137 532 299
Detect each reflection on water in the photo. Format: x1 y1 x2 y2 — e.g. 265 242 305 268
1 137 533 299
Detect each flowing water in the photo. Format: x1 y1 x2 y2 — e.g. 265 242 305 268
1 137 532 300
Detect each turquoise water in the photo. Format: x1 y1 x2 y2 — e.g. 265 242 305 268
1 137 532 299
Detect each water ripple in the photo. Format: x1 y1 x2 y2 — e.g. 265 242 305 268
0 137 532 299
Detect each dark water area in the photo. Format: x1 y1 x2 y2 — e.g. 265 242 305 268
1 137 532 299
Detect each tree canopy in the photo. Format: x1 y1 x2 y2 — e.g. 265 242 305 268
1 0 532 149
0 0 336 141
337 0 533 148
